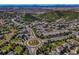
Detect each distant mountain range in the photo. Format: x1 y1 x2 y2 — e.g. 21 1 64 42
0 4 79 13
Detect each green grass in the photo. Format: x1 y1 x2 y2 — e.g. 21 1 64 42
14 45 23 54
54 40 65 46
33 11 79 22
10 38 22 44
0 40 4 46
23 13 41 22
37 40 65 54
77 48 79 54
27 39 40 46
1 44 11 53
34 12 60 22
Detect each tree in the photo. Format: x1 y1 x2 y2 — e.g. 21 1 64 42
77 48 79 54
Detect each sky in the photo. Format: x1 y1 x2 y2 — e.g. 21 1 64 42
0 0 79 4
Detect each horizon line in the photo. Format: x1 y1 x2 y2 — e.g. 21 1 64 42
0 4 79 8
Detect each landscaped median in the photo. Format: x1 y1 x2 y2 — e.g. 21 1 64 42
25 39 41 48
